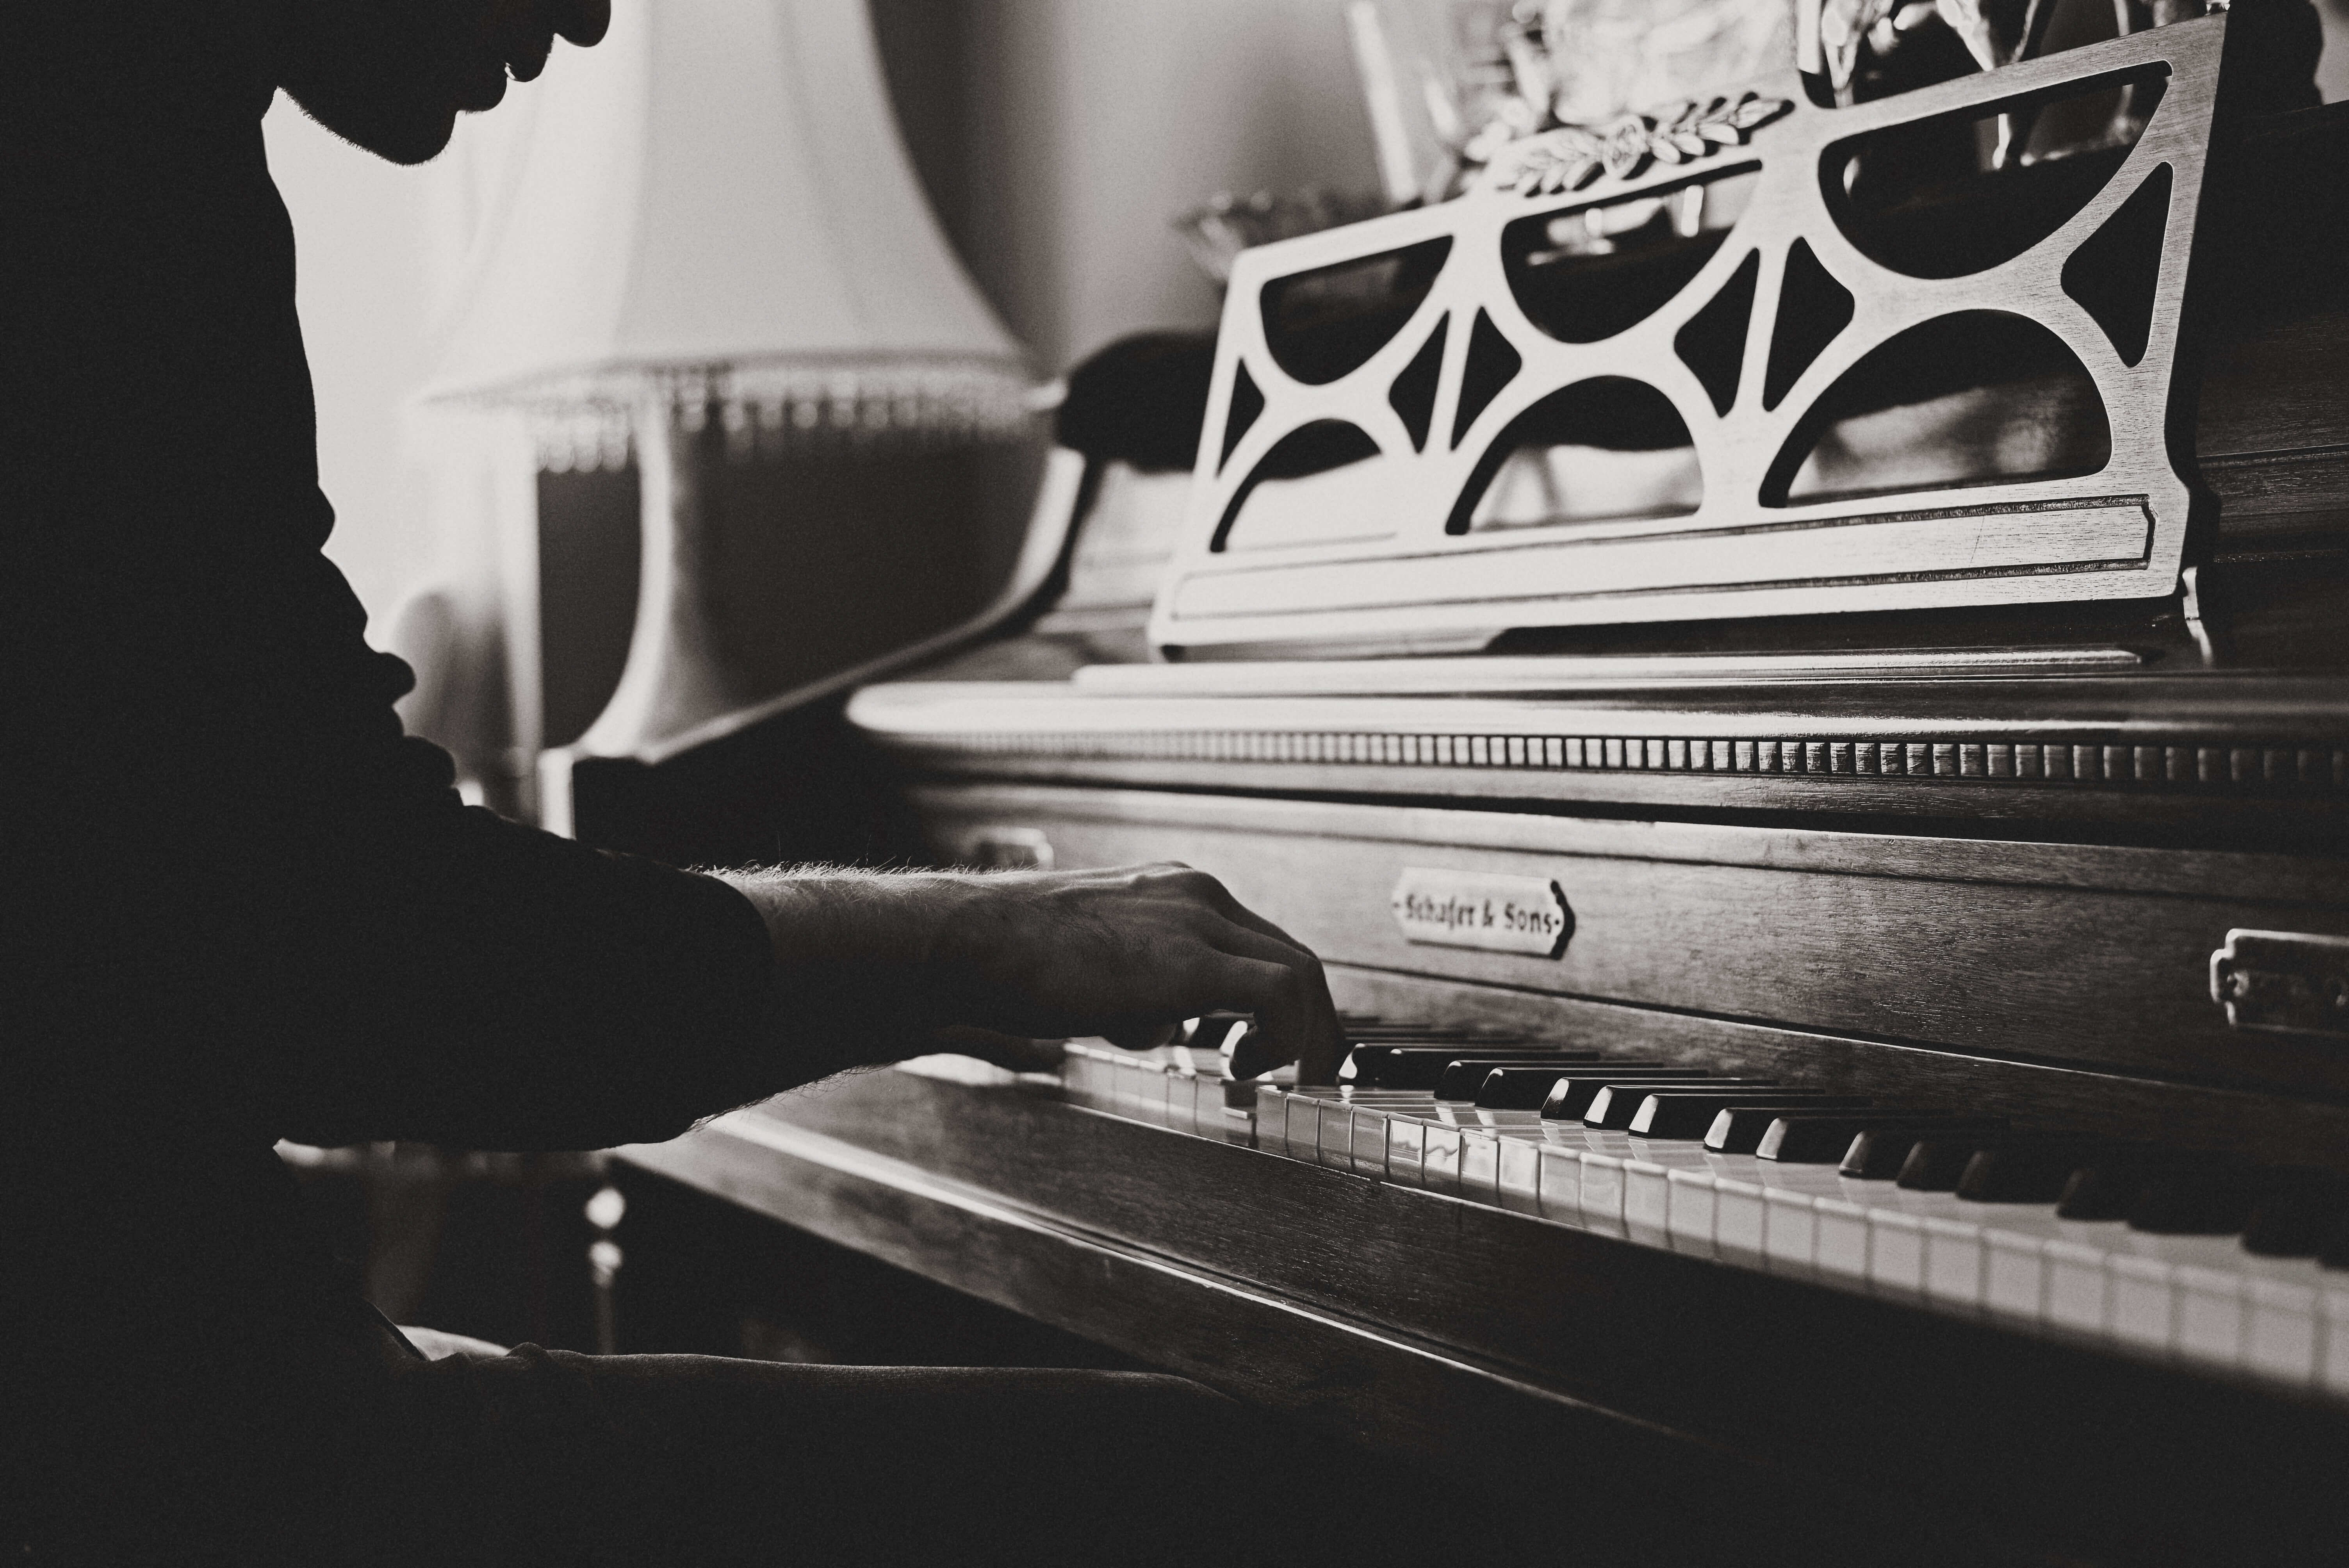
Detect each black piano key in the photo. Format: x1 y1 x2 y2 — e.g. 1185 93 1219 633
2055 1163 2149 1222
1626 1091 1868 1139
1952 1141 2110 1203
2055 1151 2228 1221
1583 1079 1783 1130
1346 1042 1524 1087
1184 1012 1254 1051
1879 1131 2097 1187
1362 1046 1572 1090
2320 1211 2349 1270
1436 1055 1599 1102
1705 1103 1857 1154
1226 1024 1282 1081
1757 1113 2005 1165
1338 1030 1516 1078
2242 1173 2349 1257
2127 1164 2275 1235
1475 1064 1609 1110
1843 1126 1946 1181
1894 1135 1995 1190
1541 1070 1716 1121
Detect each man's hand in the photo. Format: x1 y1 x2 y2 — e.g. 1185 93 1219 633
923 863 1343 1083
722 864 1345 1086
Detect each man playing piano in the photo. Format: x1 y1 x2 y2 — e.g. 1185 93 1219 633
3 2 1342 1562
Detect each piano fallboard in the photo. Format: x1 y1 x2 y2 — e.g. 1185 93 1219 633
907 782 2349 1136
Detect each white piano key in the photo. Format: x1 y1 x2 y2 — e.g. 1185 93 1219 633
1422 1121 1463 1196
2245 1269 2321 1387
1338 1099 1386 1169
1622 1159 1672 1246
1278 1090 1314 1159
1164 1071 1199 1134
1253 1084 1289 1149
1763 1187 1818 1274
1060 1051 1096 1109
2173 1261 2246 1369
1188 1080 1219 1135
2046 1238 2113 1335
1460 1127 1503 1203
1496 1133 1545 1215
1853 1187 1990 1310
1190 1084 1226 1142
1347 1105 1393 1176
2319 1284 2349 1397
1976 1214 2079 1315
1132 1058 1169 1125
1813 1192 1870 1277
1814 1197 1871 1282
1922 1215 1986 1311
1867 1208 1927 1298
1666 1168 1719 1257
1713 1177 1767 1265
1287 1089 1344 1162
1183 1070 1222 1133
1203 1080 1236 1139
1535 1142 1584 1223
1318 1099 1356 1169
1578 1152 1627 1237
1984 1227 2050 1323
1386 1115 1426 1187
1162 1069 1191 1128
1221 1087 1259 1146
1609 1140 1713 1248
2108 1253 2175 1353
1461 1111 1544 1200
1353 1097 1426 1174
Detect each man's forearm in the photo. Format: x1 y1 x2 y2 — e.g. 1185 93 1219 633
714 867 982 1081
712 860 1347 1091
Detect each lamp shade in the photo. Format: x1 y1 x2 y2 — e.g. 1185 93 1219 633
423 0 1027 423
421 0 1037 805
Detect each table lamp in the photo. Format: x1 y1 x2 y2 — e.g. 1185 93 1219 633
423 0 1030 820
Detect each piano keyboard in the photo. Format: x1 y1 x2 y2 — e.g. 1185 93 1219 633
1060 1024 2349 1402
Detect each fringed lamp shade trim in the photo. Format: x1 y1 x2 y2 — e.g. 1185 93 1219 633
527 358 1037 472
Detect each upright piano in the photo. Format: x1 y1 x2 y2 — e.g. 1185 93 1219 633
599 10 2349 1562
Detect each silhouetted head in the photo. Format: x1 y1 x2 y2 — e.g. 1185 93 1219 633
278 0 608 164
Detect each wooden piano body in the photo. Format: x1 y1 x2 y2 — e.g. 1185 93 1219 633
593 16 2349 1564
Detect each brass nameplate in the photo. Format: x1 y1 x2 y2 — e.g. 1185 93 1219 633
1390 868 1573 958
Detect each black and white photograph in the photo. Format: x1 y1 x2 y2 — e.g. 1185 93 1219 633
11 0 2349 1562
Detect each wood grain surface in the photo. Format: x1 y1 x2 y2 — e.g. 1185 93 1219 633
909 782 2349 1102
620 1068 2349 1566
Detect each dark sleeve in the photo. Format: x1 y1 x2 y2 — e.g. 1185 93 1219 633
239 746 790 1153
5 5 794 1156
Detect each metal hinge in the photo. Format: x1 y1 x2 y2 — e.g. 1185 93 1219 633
2209 929 2349 1038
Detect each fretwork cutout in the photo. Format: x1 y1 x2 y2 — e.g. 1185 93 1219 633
1153 15 2229 659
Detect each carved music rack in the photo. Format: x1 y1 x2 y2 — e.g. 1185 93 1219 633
1152 14 2229 659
